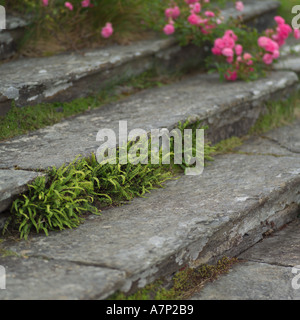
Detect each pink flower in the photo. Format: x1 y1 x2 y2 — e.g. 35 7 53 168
235 44 243 55
258 36 279 53
165 8 173 18
243 53 252 60
172 6 181 19
224 30 238 41
205 11 215 18
274 16 285 25
65 2 73 10
235 1 244 12
258 36 269 48
163 24 175 35
42 0 48 6
272 50 280 59
214 38 226 49
243 53 253 65
222 47 234 57
262 53 273 65
294 29 300 40
226 56 234 64
165 6 181 19
101 22 113 38
212 47 222 55
188 13 201 25
185 0 199 4
81 0 90 7
222 35 235 49
192 3 201 14
225 70 238 81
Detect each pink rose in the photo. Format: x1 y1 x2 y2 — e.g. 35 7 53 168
263 53 273 65
188 13 201 25
65 2 73 10
205 11 215 18
294 29 300 40
163 24 175 35
274 16 285 25
101 22 113 38
225 70 238 81
235 44 243 56
81 0 90 7
235 1 244 12
222 47 234 57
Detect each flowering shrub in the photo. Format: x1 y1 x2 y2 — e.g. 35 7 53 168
41 0 113 38
157 0 300 81
3 0 299 82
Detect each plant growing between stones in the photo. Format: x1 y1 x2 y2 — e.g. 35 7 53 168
2 120 215 239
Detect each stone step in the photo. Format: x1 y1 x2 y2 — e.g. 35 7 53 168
0 119 299 299
0 14 30 60
0 0 280 115
0 70 298 214
275 38 300 75
191 218 300 300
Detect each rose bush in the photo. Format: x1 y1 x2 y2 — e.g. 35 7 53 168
157 0 299 81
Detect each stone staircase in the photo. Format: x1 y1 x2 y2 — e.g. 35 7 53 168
0 0 280 116
0 0 299 300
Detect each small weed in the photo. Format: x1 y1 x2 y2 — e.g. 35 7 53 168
213 136 244 155
249 92 299 135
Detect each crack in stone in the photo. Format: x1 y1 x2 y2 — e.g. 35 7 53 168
237 257 295 269
260 134 300 155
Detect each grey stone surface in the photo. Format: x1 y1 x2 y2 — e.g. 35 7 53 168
0 255 126 300
5 15 29 31
0 0 280 113
223 0 280 28
0 169 43 213
190 262 300 300
239 219 300 267
1 122 299 298
191 219 300 300
264 119 300 154
0 32 14 60
275 57 300 74
237 119 300 156
0 71 297 171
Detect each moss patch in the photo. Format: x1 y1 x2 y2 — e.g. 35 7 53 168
0 69 186 142
109 257 239 300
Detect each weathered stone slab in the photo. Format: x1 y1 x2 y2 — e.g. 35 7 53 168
5 15 29 31
0 169 43 213
0 255 126 300
0 0 280 113
275 57 300 74
239 219 300 267
0 71 297 171
192 219 300 300
222 0 279 32
237 119 300 156
0 32 14 60
264 119 300 154
191 262 300 300
2 123 299 298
